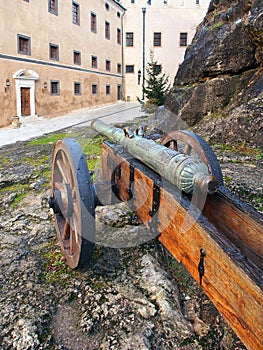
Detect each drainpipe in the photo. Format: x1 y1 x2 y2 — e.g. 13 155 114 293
142 7 146 101
121 9 126 101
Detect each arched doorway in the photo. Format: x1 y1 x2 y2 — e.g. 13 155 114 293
13 69 39 117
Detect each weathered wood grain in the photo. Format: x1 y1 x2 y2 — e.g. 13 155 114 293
102 142 263 350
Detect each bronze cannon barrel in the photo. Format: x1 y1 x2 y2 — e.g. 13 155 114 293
91 119 218 194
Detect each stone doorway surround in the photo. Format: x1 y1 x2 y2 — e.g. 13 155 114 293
13 69 39 118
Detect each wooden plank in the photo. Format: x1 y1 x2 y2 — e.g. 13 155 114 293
157 189 263 350
101 142 263 350
203 188 263 268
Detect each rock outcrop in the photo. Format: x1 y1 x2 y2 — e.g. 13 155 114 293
161 0 263 146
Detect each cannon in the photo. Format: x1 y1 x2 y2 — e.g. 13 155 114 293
49 119 263 350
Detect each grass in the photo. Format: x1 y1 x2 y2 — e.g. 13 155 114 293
78 135 105 172
183 84 195 91
23 155 50 165
0 129 105 212
79 135 104 155
224 175 232 183
39 244 73 284
26 133 68 146
0 155 11 166
213 142 263 158
11 191 28 208
256 152 263 160
170 261 195 293
248 194 263 212
0 182 30 209
213 21 223 30
231 159 242 164
26 132 104 172
0 149 52 208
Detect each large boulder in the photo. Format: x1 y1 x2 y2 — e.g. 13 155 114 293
161 0 263 147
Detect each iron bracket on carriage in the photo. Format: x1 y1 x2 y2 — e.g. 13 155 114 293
49 119 263 350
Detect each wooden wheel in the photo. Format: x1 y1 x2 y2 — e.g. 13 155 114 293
160 130 223 185
50 138 95 269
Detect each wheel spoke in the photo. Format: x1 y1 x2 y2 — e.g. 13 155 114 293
70 223 77 256
184 143 192 155
62 220 70 240
73 214 79 246
61 150 67 166
56 158 68 183
169 140 177 150
72 204 80 234
160 130 224 185
72 186 77 200
61 152 73 185
55 181 65 192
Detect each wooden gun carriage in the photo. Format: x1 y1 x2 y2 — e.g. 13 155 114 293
49 119 263 350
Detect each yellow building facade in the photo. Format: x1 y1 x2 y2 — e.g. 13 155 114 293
0 0 125 127
119 0 210 101
0 0 209 127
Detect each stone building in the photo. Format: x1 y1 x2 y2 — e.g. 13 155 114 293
0 0 209 127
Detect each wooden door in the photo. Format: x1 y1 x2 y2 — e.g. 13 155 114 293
21 87 31 116
117 85 122 100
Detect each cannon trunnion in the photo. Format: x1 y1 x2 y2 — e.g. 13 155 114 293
49 120 263 350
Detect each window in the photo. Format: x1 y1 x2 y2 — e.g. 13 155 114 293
196 0 200 4
90 12 97 33
106 85 111 95
117 28 121 44
48 0 58 15
117 63 122 74
164 0 168 5
92 84 97 95
74 82 81 95
147 0 151 4
180 32 187 46
131 0 135 3
105 3 109 11
117 11 120 18
154 32 161 47
91 56 97 68
72 2 80 25
50 81 59 95
105 21 110 39
49 44 59 60
126 32 134 47
18 35 31 55
106 60 111 71
126 65 134 73
73 50 81 65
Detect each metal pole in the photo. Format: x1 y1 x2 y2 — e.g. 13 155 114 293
142 7 146 101
121 10 126 101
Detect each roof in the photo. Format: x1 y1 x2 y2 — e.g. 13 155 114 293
112 0 126 11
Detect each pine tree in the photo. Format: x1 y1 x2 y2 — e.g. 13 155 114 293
142 51 170 106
